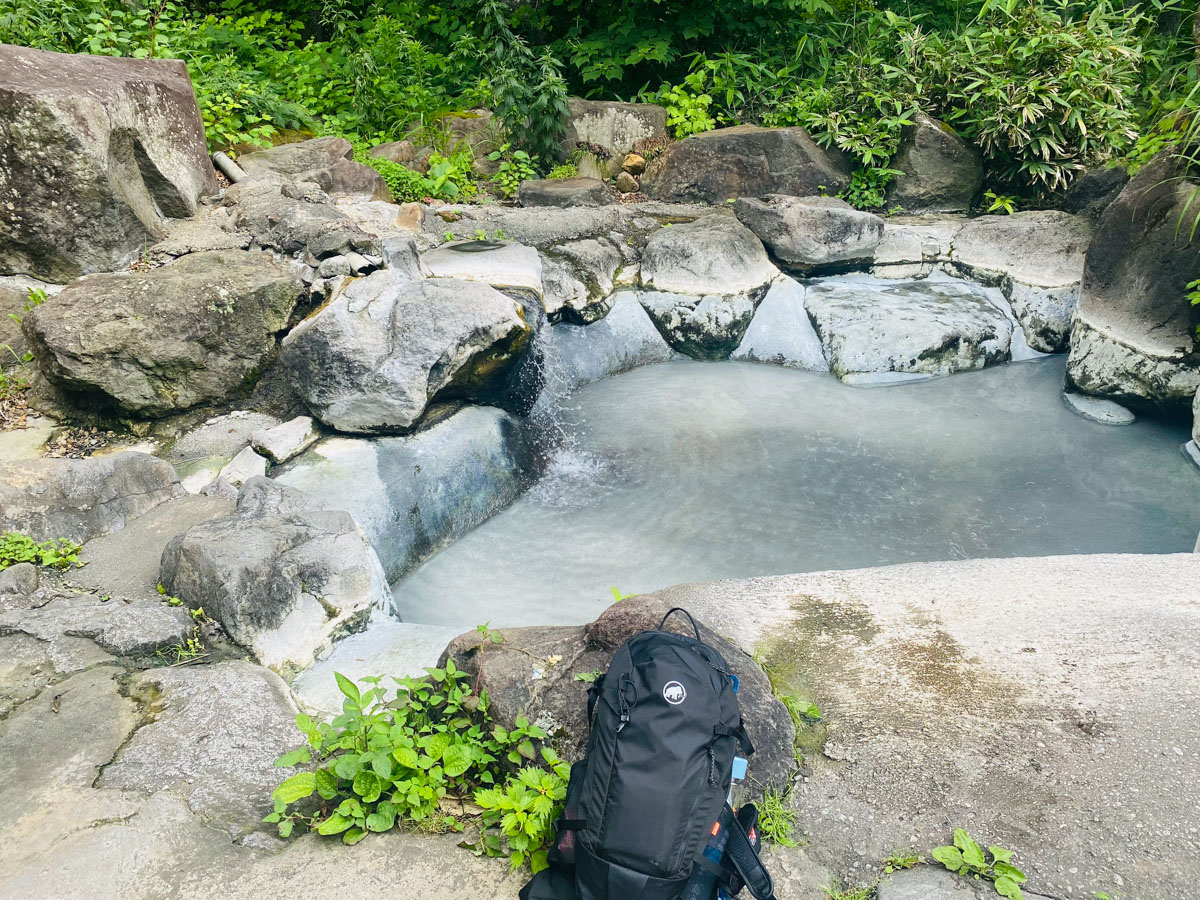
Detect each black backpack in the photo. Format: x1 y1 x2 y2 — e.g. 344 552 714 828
521 608 776 900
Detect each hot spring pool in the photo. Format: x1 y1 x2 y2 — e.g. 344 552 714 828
388 356 1200 629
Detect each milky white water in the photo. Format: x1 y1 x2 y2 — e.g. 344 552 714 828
389 356 1200 629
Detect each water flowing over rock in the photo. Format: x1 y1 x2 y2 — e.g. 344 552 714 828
644 125 851 203
24 250 302 416
887 111 983 213
731 276 829 371
1066 151 1200 413
734 195 884 270
806 276 1012 381
539 238 624 324
0 45 216 282
538 292 676 392
281 271 531 433
0 452 183 544
237 136 391 202
563 99 667 179
439 594 796 794
517 177 613 208
949 210 1093 353
274 406 533 580
160 478 388 675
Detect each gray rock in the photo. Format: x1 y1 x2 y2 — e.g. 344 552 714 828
1194 384 1200 445
731 276 828 371
563 99 667 178
223 178 380 260
0 285 30 361
166 411 282 494
98 660 303 837
734 195 884 270
640 290 758 360
438 109 503 176
24 251 302 416
806 276 1012 381
0 452 184 544
0 563 37 598
147 214 251 263
274 406 533 580
382 233 431 279
949 211 1093 353
887 111 984 213
871 217 965 279
641 215 778 296
1065 165 1130 220
440 594 796 794
540 238 624 324
538 292 676 393
238 136 391 202
1062 391 1135 425
643 125 851 204
877 866 1054 900
281 272 531 433
217 446 268 487
518 177 613 208
251 416 318 465
421 240 543 305
1066 151 1200 412
0 593 193 657
368 139 418 165
614 171 639 193
160 478 388 675
0 45 216 283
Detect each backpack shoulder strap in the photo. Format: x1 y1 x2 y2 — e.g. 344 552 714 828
724 804 775 900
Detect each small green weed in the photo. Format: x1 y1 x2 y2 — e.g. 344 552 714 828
823 879 876 900
756 784 798 847
0 532 82 571
488 143 537 198
609 587 633 602
932 828 1027 899
156 627 206 665
573 669 603 683
983 190 1018 215
546 162 577 179
883 850 921 872
840 166 902 210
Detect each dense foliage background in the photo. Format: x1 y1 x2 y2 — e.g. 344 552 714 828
2 0 1198 202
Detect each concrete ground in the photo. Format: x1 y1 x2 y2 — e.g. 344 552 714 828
0 552 1196 899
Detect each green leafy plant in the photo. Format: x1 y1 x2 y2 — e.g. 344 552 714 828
155 627 206 664
268 665 562 871
609 586 634 602
573 669 603 683
883 850 921 872
0 532 82 570
474 747 569 872
655 70 716 138
841 167 902 210
756 784 798 847
822 880 875 900
488 143 537 198
546 162 578 179
932 828 1027 900
983 190 1018 215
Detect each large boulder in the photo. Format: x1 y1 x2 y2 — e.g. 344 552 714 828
0 452 183 543
949 211 1093 353
539 238 624 324
274 406 533 580
1064 165 1130 221
160 478 388 675
238 136 391 202
1066 151 1200 412
518 177 613 208
734 195 884 271
887 111 983 213
281 271 532 433
24 250 302 416
638 215 777 359
439 594 796 793
806 277 1012 381
563 99 668 179
0 45 216 283
643 125 851 204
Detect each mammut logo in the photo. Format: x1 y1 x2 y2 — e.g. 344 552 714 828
663 681 686 705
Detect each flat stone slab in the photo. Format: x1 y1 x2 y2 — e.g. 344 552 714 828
73 494 234 600
646 552 1200 900
98 660 301 838
0 593 193 657
421 240 543 300
806 276 1011 380
1062 390 1135 425
0 416 55 462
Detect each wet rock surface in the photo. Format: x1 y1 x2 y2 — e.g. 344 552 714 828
735 195 884 271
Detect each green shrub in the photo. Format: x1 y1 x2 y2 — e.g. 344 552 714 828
546 162 578 179
489 143 538 198
0 532 82 571
268 665 566 871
